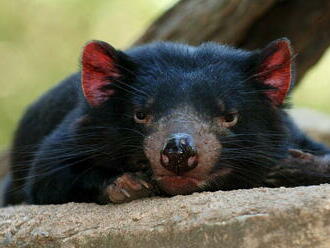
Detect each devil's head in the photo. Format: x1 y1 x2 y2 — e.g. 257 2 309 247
80 39 294 195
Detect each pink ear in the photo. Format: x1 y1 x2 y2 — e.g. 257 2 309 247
258 38 293 106
81 41 121 107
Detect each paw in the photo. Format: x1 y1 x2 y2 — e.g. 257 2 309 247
106 172 154 204
288 149 315 161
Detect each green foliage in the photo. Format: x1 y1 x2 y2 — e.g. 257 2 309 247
293 49 330 114
0 0 177 149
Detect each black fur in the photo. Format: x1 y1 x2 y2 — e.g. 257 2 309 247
3 41 330 205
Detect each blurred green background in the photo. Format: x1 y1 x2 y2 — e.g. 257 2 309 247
0 0 329 150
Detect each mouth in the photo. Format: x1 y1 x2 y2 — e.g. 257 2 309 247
154 175 204 195
153 167 233 196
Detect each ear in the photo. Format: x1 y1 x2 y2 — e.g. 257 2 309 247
81 40 122 107
256 38 294 106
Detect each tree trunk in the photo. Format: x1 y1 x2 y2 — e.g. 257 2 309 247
135 0 330 85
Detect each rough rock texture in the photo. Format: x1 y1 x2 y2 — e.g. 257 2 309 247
1 185 330 248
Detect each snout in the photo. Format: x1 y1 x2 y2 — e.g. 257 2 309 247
160 133 198 174
143 114 222 195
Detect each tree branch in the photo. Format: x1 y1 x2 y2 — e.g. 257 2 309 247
135 0 330 85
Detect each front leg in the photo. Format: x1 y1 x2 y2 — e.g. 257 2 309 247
27 161 156 204
26 137 156 204
264 149 330 187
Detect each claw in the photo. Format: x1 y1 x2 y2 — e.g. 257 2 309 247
139 180 150 189
121 189 131 198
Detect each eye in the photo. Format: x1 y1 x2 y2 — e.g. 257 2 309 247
220 112 239 128
135 111 146 120
134 110 152 124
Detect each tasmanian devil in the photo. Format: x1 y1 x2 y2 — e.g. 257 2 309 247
3 38 330 206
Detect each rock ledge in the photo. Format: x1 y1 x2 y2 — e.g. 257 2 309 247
1 185 330 248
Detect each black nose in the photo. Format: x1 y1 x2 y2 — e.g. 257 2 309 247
160 133 198 174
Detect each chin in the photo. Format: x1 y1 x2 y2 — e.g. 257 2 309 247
155 175 205 195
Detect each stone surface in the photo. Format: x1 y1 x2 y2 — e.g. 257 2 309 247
1 185 330 248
